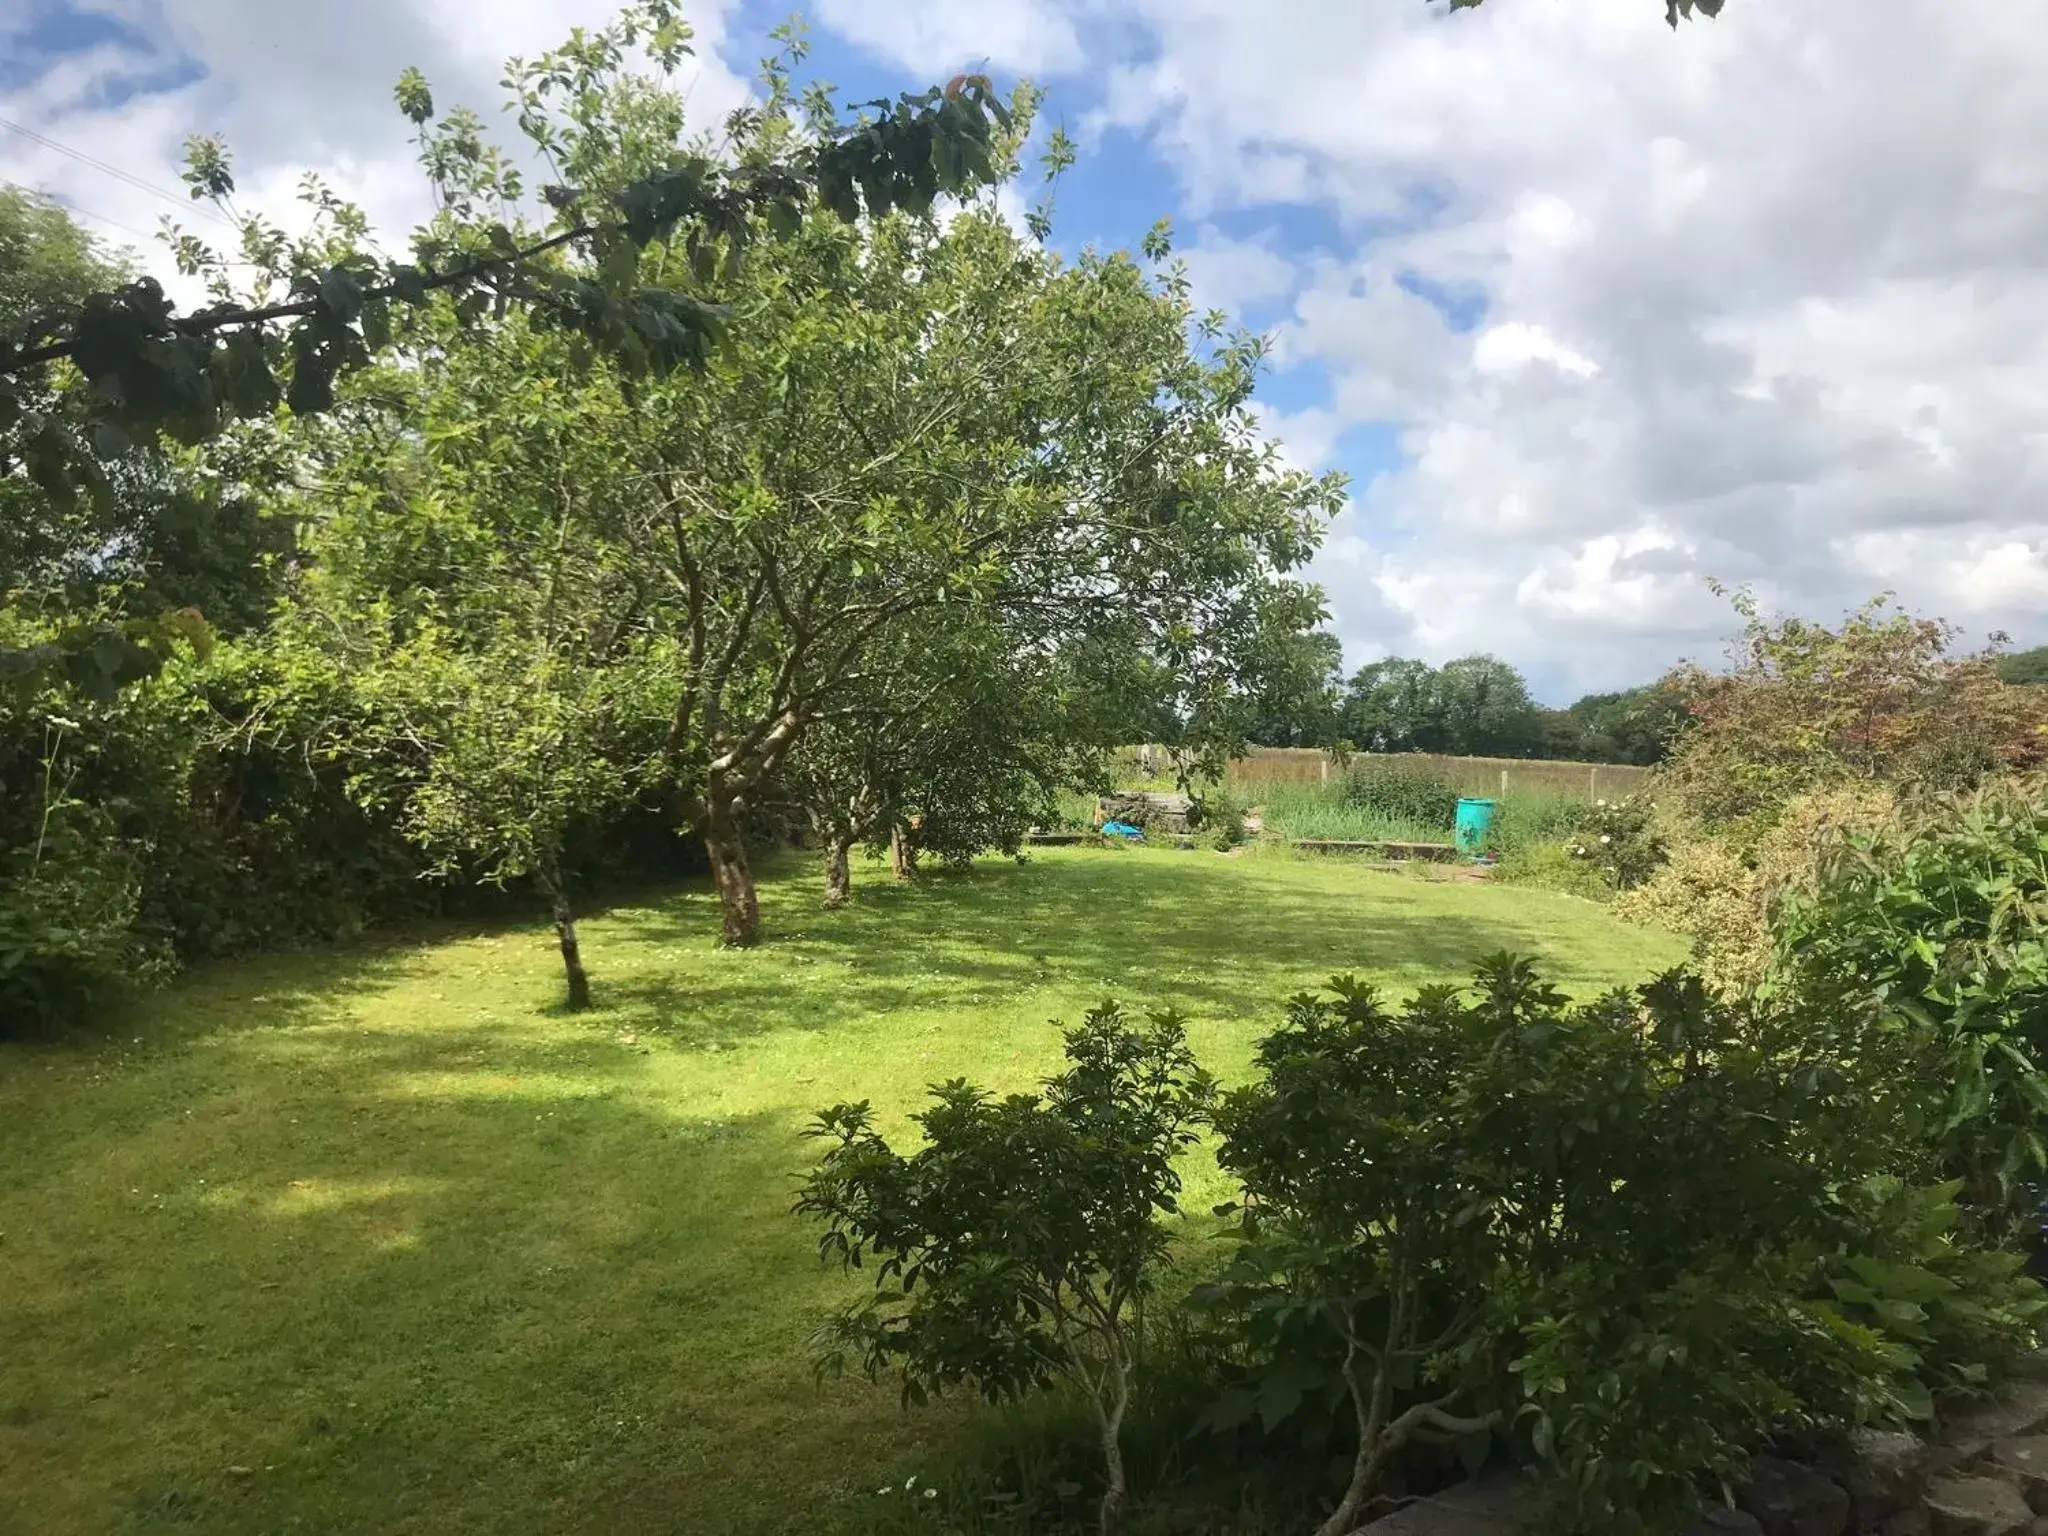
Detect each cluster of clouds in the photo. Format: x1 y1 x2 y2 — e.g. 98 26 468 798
10 0 2048 697
823 0 2048 695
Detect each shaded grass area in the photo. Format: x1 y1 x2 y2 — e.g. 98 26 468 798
1 846 1683 1535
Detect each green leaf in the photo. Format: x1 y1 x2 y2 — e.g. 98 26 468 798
216 327 280 415
285 333 337 415
360 296 393 352
1892 1376 1935 1422
394 65 435 125
317 266 364 324
389 265 430 305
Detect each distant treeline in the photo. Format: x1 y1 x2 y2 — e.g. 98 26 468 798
1242 639 1688 766
1997 646 2048 686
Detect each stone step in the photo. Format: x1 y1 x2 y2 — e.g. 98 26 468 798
1925 1473 2034 1536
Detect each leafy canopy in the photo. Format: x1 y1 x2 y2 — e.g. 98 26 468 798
0 1 1015 514
1445 0 1725 25
1660 590 2048 824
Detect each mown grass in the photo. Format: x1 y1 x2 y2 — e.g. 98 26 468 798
1 845 1683 1536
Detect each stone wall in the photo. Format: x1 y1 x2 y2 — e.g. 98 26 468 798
1354 1365 2048 1536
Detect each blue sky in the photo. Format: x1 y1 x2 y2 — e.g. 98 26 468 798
8 0 2048 701
722 2 1415 514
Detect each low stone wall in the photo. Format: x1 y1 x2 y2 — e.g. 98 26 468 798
1355 1366 2048 1536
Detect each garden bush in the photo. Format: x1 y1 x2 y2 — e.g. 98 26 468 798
1768 777 2048 1237
1189 786 1248 850
0 631 710 1025
1659 591 2047 826
1205 960 2041 1534
1608 592 2043 994
1339 757 1459 829
1491 839 1614 901
0 800 144 1030
796 1003 1215 1535
799 953 2046 1535
1563 794 1665 890
1488 794 1653 900
1617 785 1894 994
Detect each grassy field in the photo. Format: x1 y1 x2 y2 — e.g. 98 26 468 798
1 846 1682 1536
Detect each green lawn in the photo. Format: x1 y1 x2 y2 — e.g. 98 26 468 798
0 846 1681 1535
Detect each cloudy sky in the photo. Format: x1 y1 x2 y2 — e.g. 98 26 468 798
6 0 2046 702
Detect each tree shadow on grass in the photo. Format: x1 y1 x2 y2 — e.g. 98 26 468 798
595 848 1580 1040
0 848 1669 1536
2 1011 946 1536
4 865 737 1066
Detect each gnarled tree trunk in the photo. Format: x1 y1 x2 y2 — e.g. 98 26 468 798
890 820 918 882
822 832 853 909
700 802 761 947
539 865 592 1010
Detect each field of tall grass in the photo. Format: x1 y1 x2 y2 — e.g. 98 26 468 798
1060 759 1592 855
1251 780 1586 851
1253 781 1443 843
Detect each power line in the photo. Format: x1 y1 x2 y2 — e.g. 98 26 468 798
42 192 161 246
0 114 235 228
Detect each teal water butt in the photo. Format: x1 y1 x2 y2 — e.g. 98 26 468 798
1454 797 1498 855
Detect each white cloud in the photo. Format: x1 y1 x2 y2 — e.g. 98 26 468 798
20 0 2048 703
1250 402 1344 476
1177 225 1298 320
810 0 1083 76
1044 0 2048 696
1471 321 1599 380
2 1 751 300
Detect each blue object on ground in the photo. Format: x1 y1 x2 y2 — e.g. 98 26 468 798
1454 798 1498 855
1100 820 1145 841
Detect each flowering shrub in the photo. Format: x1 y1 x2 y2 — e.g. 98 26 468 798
1565 795 1664 891
1616 785 1894 995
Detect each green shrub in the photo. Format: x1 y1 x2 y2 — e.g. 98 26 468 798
1616 785 1894 995
1190 787 1247 850
1564 794 1665 890
1817 1176 2048 1412
1209 960 2039 1535
1339 758 1459 829
1491 840 1613 901
1473 795 1648 898
1659 591 2048 827
1768 777 2048 1235
796 1002 1216 1535
0 804 144 1030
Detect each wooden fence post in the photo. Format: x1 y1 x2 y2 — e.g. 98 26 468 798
1590 765 1599 800
1499 768 1509 798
